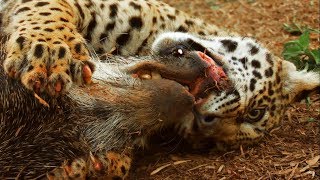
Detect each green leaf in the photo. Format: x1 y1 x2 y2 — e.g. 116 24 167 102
282 42 304 60
283 40 300 48
297 31 310 50
310 49 320 64
281 29 319 72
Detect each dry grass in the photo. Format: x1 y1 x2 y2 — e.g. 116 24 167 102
131 0 320 179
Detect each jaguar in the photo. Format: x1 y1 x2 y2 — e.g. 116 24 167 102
0 0 319 178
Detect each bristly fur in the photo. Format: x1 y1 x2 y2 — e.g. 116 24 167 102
0 31 198 178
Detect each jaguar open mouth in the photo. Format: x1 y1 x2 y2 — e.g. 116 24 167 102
131 51 230 102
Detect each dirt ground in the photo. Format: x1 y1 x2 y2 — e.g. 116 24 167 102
131 0 320 179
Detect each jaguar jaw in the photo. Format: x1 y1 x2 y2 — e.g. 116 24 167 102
132 51 230 103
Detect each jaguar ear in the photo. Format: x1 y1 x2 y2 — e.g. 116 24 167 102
282 60 320 102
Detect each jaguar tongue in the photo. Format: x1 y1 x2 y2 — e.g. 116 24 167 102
189 52 230 100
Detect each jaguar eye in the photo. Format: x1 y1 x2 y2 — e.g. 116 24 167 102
171 46 186 57
200 115 217 125
246 107 267 123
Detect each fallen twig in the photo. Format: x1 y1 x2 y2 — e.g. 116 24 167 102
150 160 191 176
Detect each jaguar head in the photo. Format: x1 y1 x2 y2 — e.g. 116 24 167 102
152 32 320 149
